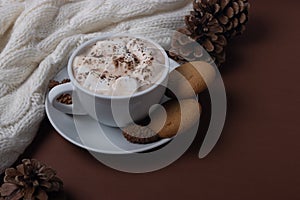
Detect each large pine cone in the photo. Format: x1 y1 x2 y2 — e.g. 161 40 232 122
0 159 63 200
192 0 250 40
169 15 227 66
169 0 250 67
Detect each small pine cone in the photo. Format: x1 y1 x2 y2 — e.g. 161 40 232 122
48 80 60 90
48 79 72 105
0 159 64 200
56 93 72 104
60 79 70 84
49 79 70 91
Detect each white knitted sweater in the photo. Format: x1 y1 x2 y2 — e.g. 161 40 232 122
0 0 192 172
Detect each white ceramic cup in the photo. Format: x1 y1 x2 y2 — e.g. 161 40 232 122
48 34 169 127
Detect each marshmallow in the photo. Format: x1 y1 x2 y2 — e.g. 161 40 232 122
112 76 138 96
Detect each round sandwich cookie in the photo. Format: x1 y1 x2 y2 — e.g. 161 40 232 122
122 124 160 144
122 99 201 143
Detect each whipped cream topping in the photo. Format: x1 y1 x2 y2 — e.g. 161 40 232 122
72 36 166 96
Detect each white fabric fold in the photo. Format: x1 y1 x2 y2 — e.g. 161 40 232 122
0 0 192 173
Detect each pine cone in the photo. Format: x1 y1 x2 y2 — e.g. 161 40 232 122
0 159 63 200
169 16 227 66
192 0 250 40
49 79 72 104
169 0 249 66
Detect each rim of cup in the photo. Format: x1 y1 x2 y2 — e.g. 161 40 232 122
67 33 170 100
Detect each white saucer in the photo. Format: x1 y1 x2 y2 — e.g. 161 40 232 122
45 59 179 154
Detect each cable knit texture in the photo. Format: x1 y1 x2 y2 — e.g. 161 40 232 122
0 0 192 173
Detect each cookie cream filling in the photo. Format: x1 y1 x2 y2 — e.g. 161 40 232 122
72 36 166 96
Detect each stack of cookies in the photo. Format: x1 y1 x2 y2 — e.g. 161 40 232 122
123 61 216 144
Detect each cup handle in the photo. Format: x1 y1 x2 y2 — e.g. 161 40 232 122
48 82 87 115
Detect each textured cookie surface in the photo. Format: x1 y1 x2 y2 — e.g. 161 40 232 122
149 99 201 138
122 124 160 144
166 61 216 99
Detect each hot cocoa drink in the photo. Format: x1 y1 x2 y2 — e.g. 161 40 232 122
72 36 166 96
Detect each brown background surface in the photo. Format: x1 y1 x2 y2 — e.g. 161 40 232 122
18 0 300 199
